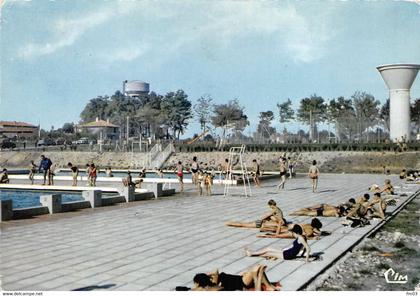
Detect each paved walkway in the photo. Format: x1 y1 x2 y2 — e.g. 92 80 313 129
0 174 418 291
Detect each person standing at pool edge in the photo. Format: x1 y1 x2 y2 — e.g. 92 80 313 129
191 156 199 185
89 163 97 187
277 157 287 190
176 161 184 192
252 159 261 187
29 160 37 185
68 162 79 186
308 160 320 193
39 155 52 185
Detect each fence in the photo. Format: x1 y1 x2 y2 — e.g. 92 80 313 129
173 142 420 153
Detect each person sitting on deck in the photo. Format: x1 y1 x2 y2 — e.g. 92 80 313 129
245 225 315 263
347 194 369 217
381 179 395 195
366 192 387 220
289 198 356 217
343 194 371 227
370 179 395 195
258 218 328 239
0 168 10 184
226 199 286 234
135 178 143 189
176 265 281 291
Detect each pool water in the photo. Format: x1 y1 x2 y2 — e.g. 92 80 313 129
0 190 86 209
55 171 190 179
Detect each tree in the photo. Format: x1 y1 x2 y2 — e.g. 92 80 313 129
277 99 294 142
257 111 276 139
328 96 356 142
194 95 213 134
379 98 390 132
211 99 249 146
62 122 75 134
277 99 295 128
161 90 192 139
80 96 110 123
297 94 327 141
105 91 143 138
351 91 380 142
411 98 420 135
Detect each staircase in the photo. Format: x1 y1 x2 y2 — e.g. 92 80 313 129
149 142 175 169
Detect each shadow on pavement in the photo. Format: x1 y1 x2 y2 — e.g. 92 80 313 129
72 284 116 291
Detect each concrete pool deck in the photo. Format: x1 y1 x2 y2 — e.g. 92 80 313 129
0 174 418 291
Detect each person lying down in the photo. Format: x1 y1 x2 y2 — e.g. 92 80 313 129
289 199 356 217
175 265 281 291
258 218 331 239
226 199 287 234
245 225 320 263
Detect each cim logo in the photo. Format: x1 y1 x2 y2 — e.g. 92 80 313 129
384 268 408 284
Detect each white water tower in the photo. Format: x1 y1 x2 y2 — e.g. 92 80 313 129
123 80 150 97
377 63 420 142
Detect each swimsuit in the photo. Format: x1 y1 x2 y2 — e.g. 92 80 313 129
191 162 199 174
316 207 323 216
255 220 263 228
219 272 250 291
282 238 304 260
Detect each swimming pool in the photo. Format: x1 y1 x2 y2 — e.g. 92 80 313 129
0 190 86 209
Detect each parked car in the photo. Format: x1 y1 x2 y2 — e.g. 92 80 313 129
76 137 89 144
0 139 16 149
37 139 56 146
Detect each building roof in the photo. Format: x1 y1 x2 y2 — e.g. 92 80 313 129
79 119 119 128
0 121 38 128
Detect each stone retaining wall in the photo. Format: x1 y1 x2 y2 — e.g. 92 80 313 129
1 150 419 174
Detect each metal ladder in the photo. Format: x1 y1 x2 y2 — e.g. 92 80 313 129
223 145 252 197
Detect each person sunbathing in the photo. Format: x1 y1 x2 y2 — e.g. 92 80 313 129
226 199 286 234
289 199 356 217
405 170 419 182
176 265 281 291
245 225 313 263
258 218 328 239
370 180 395 195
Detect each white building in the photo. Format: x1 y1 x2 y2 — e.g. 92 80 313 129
78 118 119 140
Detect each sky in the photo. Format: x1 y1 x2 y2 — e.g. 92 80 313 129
1 0 420 137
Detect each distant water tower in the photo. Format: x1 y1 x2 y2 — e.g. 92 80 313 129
377 63 420 142
123 80 150 97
